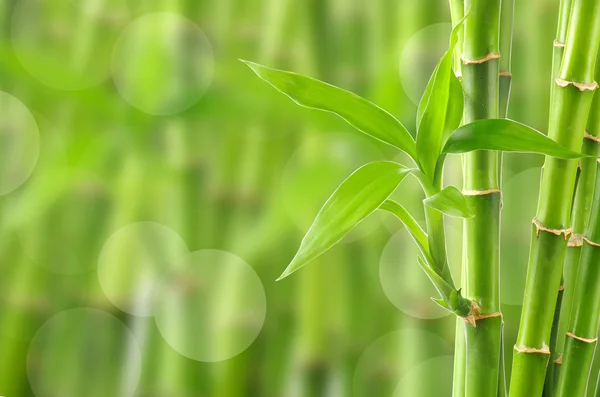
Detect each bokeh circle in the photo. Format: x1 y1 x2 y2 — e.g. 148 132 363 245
98 222 189 316
12 0 130 90
153 249 267 362
0 91 40 195
111 12 214 115
27 308 141 397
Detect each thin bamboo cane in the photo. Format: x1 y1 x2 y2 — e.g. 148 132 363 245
460 1 503 396
509 0 600 395
449 2 466 395
554 62 600 397
498 2 515 396
544 3 575 395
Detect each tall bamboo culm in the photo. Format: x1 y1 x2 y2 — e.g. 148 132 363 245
544 1 573 394
554 59 600 397
455 1 503 396
509 0 600 396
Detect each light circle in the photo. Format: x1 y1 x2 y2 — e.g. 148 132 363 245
399 23 452 105
11 0 130 90
153 249 267 362
98 222 189 316
0 91 40 195
27 308 141 397
111 12 214 115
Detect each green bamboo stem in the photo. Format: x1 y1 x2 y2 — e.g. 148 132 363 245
544 3 575 395
449 2 466 395
549 67 600 397
509 1 600 395
555 166 600 396
459 1 503 396
554 67 600 397
551 0 573 104
498 3 514 395
499 0 515 119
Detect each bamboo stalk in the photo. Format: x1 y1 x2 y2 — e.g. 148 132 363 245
509 1 600 395
497 2 515 396
460 1 503 396
449 2 466 395
554 64 600 397
549 60 600 397
544 3 575 395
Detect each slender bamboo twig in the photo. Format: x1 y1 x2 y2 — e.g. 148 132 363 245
460 1 503 396
509 1 600 395
554 61 600 397
449 2 466 395
498 2 515 396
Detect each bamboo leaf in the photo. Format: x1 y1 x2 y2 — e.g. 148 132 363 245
379 199 431 262
444 73 464 140
242 60 417 159
416 18 465 177
279 162 410 280
423 186 474 218
443 119 584 158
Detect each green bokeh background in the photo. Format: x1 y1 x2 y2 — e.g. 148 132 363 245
0 0 593 396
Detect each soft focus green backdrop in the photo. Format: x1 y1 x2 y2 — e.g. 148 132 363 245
0 0 594 396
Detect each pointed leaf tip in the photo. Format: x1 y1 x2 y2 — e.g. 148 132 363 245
443 119 584 158
242 61 417 159
280 161 410 277
423 186 474 218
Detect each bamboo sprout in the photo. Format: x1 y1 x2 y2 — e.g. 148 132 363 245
509 0 600 395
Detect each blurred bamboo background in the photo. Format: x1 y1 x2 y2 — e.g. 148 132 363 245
0 0 596 396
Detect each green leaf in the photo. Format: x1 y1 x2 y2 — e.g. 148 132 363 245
379 199 431 262
242 60 417 160
423 186 474 218
444 73 464 140
416 18 465 177
279 162 410 280
443 119 584 158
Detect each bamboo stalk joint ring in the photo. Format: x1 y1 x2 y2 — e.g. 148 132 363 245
461 52 501 65
555 78 598 92
532 218 571 240
566 331 597 344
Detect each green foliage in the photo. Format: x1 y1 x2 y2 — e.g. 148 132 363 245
244 16 582 320
278 161 410 280
379 199 431 262
416 20 464 177
242 61 417 159
423 186 474 219
443 119 584 158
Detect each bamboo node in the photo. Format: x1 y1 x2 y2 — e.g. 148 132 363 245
555 78 598 92
461 52 501 65
566 331 598 344
499 71 511 77
553 40 565 48
554 355 563 364
464 302 481 327
584 237 600 247
584 131 600 144
462 188 501 196
455 71 462 80
514 344 551 355
532 218 571 240
464 311 503 327
568 234 584 247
